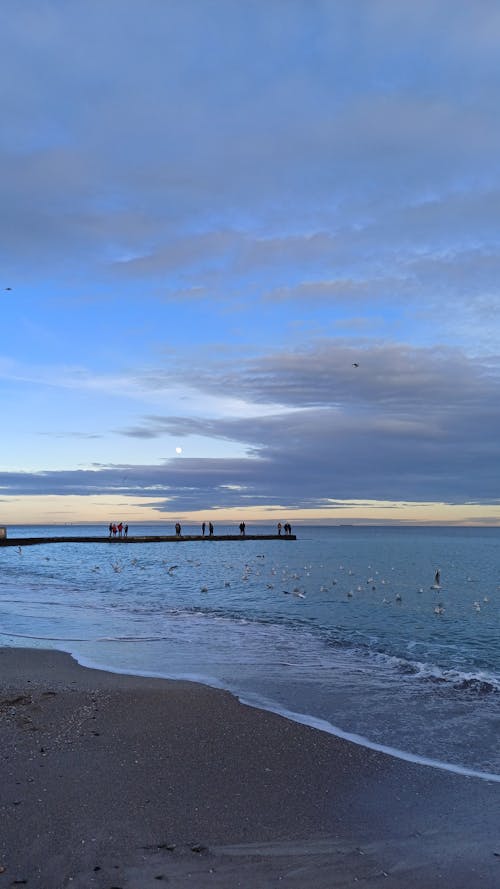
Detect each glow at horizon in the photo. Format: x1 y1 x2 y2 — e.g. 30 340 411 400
1 1 500 525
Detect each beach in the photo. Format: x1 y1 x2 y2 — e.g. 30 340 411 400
0 648 499 888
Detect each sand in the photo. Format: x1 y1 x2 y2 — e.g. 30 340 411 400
0 647 499 888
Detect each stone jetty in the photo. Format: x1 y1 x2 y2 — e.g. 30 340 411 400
0 533 296 547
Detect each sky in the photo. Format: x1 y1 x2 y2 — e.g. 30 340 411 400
1 0 500 526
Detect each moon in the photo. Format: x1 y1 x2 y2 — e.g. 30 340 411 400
175 446 183 454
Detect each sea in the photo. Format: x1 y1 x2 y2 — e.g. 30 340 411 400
1 523 499 781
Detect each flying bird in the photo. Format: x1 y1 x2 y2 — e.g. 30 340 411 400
352 362 359 367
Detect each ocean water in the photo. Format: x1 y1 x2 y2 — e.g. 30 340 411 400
1 523 499 780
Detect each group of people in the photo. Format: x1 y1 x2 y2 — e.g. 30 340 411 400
175 522 215 537
176 521 292 536
201 521 214 536
277 522 292 535
108 522 128 537
107 521 291 538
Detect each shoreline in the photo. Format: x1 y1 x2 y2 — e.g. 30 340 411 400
1 647 499 888
69 647 500 785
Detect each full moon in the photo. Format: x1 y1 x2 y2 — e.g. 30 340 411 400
175 446 183 454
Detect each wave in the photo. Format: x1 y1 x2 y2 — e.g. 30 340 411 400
366 650 500 694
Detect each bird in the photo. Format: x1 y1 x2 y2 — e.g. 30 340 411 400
352 362 359 367
5 287 12 291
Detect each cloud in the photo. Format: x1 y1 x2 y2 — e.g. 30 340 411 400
0 339 493 510
2 1 500 277
2 1 500 519
170 339 498 411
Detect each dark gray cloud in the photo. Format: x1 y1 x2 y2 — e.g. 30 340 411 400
130 339 498 411
4 339 489 509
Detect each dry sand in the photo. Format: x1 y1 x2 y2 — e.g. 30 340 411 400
0 647 499 888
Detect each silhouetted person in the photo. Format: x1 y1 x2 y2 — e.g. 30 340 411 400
277 522 282 535
209 521 214 536
175 522 181 537
202 522 206 536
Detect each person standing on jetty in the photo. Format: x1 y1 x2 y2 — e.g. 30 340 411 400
239 521 246 535
175 522 182 537
124 524 128 537
209 521 214 536
117 522 123 537
108 522 113 537
202 522 206 536
277 522 282 535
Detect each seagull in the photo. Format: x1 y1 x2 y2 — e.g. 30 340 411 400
352 362 359 367
5 287 12 291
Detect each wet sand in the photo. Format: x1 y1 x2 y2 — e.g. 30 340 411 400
0 647 499 888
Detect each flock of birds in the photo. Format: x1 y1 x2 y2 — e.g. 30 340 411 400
13 546 495 616
101 555 494 616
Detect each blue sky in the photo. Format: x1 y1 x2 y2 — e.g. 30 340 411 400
2 0 500 525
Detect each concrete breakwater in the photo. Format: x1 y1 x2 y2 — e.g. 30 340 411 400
1 534 296 547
